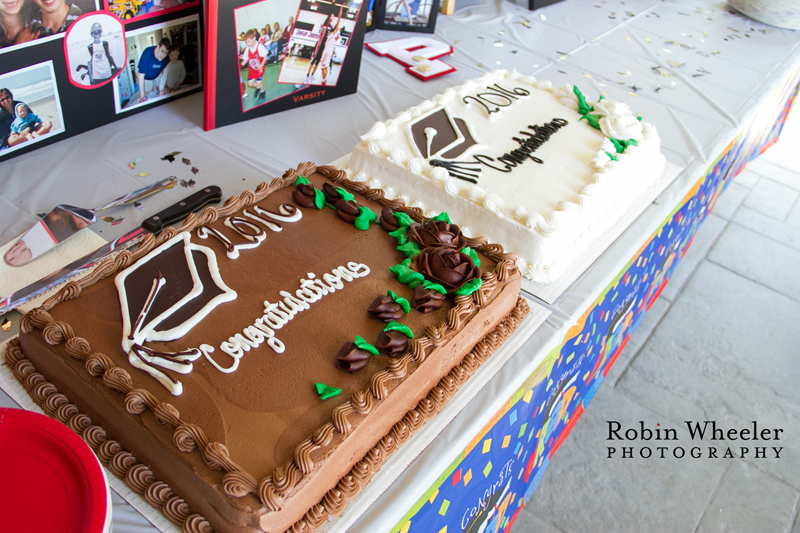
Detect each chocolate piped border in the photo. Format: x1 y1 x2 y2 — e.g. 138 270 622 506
4 336 214 533
10 162 524 532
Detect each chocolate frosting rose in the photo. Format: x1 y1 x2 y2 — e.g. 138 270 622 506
375 330 408 356
407 220 466 250
335 199 360 224
416 247 481 292
335 342 371 373
292 183 318 208
380 207 401 233
367 295 403 322
322 182 342 205
411 286 445 313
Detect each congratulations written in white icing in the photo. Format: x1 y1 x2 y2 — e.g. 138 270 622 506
199 262 370 373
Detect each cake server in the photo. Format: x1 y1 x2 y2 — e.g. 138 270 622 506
3 176 178 267
0 186 222 315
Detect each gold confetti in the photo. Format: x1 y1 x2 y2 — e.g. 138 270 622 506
626 37 632 41
618 71 632 77
629 92 639 97
667 60 685 68
663 48 672 53
646 37 652 43
521 21 530 28
453 40 460 45
712 50 720 54
1 317 11 332
498 30 505 35
477 62 483 68
583 73 593 78
135 172 151 177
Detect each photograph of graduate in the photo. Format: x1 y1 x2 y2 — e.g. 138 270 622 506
0 0 98 52
0 61 64 156
277 0 362 88
233 0 299 111
105 0 198 23
112 15 200 113
64 13 125 88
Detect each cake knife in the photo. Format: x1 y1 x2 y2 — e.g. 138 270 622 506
0 186 222 315
4 176 179 267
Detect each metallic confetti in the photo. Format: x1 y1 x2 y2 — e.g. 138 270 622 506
540 14 546 20
2 317 11 332
667 60 685 68
583 74 593 78
161 151 181 163
652 66 670 77
494 40 503 47
134 202 145 211
191 167 200 175
127 156 143 169
135 172 151 177
101 216 115 223
498 30 505 35
618 71 632 77
179 179 196 188
182 157 191 165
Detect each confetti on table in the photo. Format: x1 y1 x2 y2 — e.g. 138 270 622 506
161 151 181 163
494 40 503 47
127 156 143 169
667 60 685 68
1 317 11 332
191 167 199 175
134 202 145 211
182 157 191 165
498 30 505 35
179 179 196 188
111 219 123 226
618 71 632 77
102 216 124 225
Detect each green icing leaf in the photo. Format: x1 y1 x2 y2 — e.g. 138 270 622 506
389 262 425 288
609 137 624 154
580 113 601 130
460 247 481 267
354 206 377 231
397 241 422 259
354 335 379 356
389 226 408 246
313 188 325 210
573 85 594 115
336 187 355 202
393 211 414 228
637 115 642 122
296 175 310 186
430 212 452 224
387 290 410 313
315 382 342 400
455 278 483 296
605 151 618 162
383 321 413 338
422 279 447 295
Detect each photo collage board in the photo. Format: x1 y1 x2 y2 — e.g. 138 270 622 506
0 0 203 161
204 0 367 130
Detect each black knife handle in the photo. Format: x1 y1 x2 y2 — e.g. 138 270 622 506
141 186 223 234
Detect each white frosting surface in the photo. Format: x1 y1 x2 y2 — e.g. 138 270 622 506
347 69 666 283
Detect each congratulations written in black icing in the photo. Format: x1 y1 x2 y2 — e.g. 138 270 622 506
472 118 568 174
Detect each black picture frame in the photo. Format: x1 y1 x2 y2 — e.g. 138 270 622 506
374 0 439 33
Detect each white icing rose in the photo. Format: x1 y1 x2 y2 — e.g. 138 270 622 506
592 99 630 117
407 158 425 174
599 114 643 141
513 205 528 222
384 187 396 199
553 84 578 111
534 80 553 90
393 110 412 124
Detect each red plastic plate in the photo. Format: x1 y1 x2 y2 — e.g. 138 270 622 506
0 408 110 533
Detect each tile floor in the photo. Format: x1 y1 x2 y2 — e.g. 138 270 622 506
510 109 800 532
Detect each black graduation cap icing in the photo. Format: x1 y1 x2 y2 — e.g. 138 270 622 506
115 233 237 395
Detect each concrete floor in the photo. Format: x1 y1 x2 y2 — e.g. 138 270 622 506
510 107 800 532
